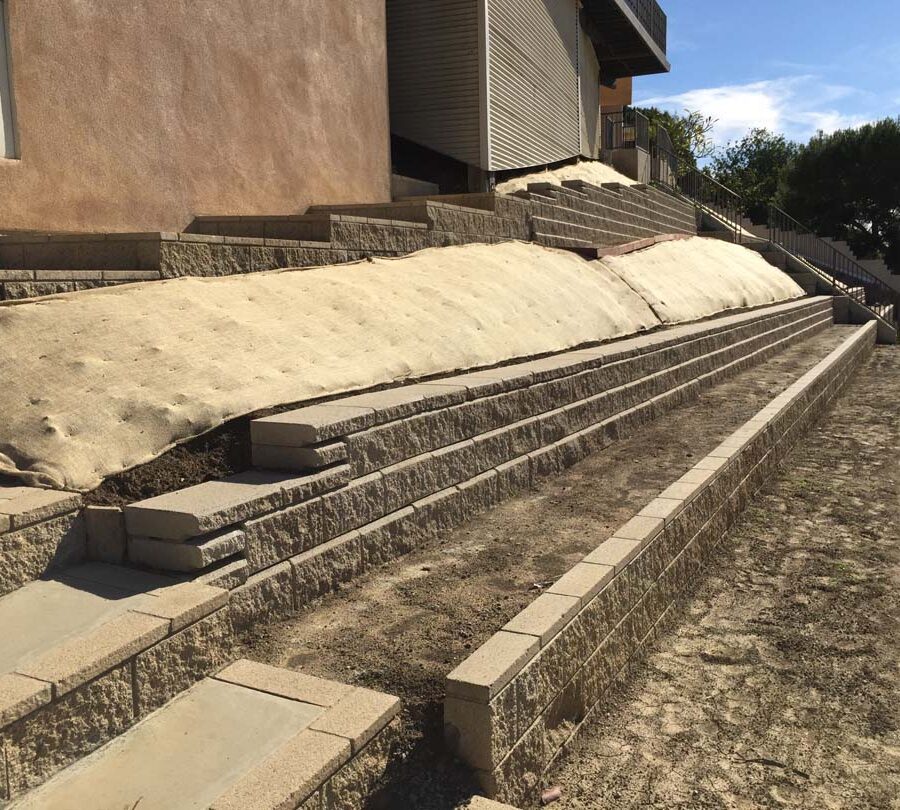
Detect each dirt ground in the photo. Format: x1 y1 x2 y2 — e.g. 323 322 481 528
546 346 900 810
241 325 871 808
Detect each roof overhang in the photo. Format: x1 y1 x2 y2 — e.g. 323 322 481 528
582 0 670 81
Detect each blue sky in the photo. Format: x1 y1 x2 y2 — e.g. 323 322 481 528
634 0 900 148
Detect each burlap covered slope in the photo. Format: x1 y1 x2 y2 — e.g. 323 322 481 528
602 236 804 323
0 242 659 491
495 158 637 194
0 239 802 492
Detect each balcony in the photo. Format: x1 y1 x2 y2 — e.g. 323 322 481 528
582 0 670 80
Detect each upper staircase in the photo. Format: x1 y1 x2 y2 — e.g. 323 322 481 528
658 168 899 344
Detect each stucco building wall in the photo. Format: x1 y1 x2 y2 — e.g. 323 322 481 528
0 0 391 234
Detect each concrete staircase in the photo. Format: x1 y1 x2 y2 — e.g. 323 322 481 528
0 181 697 301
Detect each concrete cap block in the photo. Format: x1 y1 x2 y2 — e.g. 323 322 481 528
209 728 350 810
135 582 229 632
583 537 641 571
659 480 703 503
251 441 348 472
0 672 52 727
615 515 664 546
337 383 468 421
708 441 743 459
128 528 245 572
309 687 401 753
251 404 378 446
678 468 717 486
124 470 293 541
436 370 526 397
692 456 728 472
17 611 170 696
214 659 353 707
0 487 81 531
502 592 580 646
549 562 614 606
279 464 351 506
638 497 683 524
446 631 540 703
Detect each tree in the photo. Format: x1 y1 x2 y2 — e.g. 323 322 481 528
709 128 800 222
634 107 716 171
778 118 900 271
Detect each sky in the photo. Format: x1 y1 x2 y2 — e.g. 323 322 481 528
634 0 900 149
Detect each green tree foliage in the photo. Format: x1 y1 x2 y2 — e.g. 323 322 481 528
634 107 716 171
778 118 900 270
709 128 800 222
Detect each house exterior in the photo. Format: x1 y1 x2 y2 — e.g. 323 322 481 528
387 0 668 187
0 0 668 235
0 1 392 234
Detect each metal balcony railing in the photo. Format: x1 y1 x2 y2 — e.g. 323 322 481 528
623 0 667 53
650 123 677 185
602 107 650 152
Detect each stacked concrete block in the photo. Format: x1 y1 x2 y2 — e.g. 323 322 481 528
0 181 698 298
0 487 85 597
121 296 834 598
444 320 876 806
10 659 401 810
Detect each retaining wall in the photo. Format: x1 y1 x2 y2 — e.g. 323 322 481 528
0 180 696 299
443 320 877 807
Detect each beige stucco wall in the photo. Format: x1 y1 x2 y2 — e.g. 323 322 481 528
0 0 391 234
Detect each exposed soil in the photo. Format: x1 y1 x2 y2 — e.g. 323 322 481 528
547 346 900 809
241 325 859 809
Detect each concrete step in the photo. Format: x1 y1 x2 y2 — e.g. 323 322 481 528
12 659 400 810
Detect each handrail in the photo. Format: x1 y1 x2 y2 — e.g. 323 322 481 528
602 107 650 152
676 168 743 245
650 124 677 186
768 204 899 329
623 0 667 53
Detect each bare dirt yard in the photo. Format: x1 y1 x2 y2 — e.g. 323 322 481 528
547 346 900 810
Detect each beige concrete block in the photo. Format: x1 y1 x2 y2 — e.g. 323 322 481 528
338 383 467 421
0 512 86 598
357 507 421 568
583 537 641 571
251 404 377 446
310 687 400 754
292 531 363 606
135 582 229 633
18 611 169 697
692 455 728 472
549 562 614 607
252 441 348 471
321 717 401 810
195 557 249 590
134 608 236 715
319 472 386 540
229 561 295 632
615 516 665 545
84 506 126 564
445 688 517 772
215 660 354 707
638 497 683 524
447 632 540 703
3 664 134 798
128 527 244 572
124 470 291 541
678 467 717 486
0 674 52 728
0 489 81 532
209 728 350 810
243 498 322 573
495 456 532 500
502 593 580 646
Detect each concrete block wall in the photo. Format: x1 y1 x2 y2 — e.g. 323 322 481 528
0 181 697 299
121 297 834 591
443 320 877 807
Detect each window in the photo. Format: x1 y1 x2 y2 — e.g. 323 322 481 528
0 1 16 158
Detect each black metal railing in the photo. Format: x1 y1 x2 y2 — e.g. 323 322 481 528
602 107 650 152
769 205 899 328
650 124 677 185
623 0 667 53
676 168 744 245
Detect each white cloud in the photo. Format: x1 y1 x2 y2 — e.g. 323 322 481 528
636 75 870 146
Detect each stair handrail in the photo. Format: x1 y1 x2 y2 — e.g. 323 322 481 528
768 203 899 329
676 168 743 245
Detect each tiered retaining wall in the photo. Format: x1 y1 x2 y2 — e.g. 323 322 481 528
0 180 696 300
443 320 877 807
